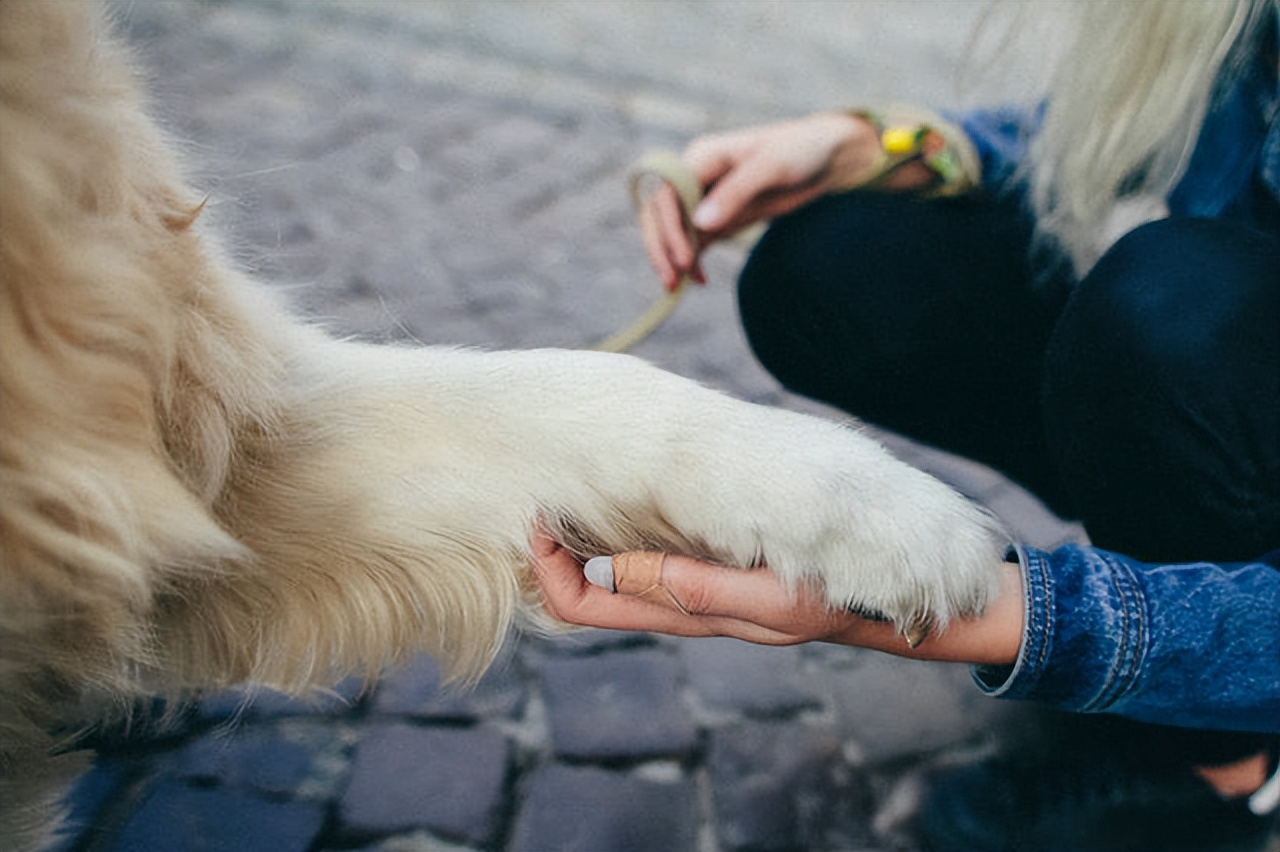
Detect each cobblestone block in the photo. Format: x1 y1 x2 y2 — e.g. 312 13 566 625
373 651 526 721
534 627 657 656
175 725 315 798
196 677 366 721
708 720 849 851
336 830 481 852
51 757 130 852
538 648 698 761
338 722 510 846
678 636 821 718
830 656 1002 764
178 731 308 795
111 781 326 852
508 763 699 852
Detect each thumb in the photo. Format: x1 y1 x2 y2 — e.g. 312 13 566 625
691 160 772 233
585 551 693 615
584 551 840 646
584 551 789 620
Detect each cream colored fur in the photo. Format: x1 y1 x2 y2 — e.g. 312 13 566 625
0 3 1007 849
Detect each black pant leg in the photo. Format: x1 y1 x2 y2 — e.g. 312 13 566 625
738 190 1073 509
1043 217 1280 563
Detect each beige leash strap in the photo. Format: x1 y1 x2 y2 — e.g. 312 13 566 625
592 150 702 353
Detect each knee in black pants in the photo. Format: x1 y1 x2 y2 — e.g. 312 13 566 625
738 192 1073 506
1043 218 1280 562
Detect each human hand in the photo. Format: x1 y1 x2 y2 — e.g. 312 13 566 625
530 529 1025 665
638 111 885 291
530 529 859 646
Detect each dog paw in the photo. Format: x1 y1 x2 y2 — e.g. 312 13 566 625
638 396 1010 633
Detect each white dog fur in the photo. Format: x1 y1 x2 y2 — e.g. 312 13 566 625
0 2 1008 848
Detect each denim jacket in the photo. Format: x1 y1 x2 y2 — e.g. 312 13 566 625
955 18 1280 735
974 545 1280 735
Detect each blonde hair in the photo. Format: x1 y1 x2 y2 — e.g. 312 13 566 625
1025 0 1271 275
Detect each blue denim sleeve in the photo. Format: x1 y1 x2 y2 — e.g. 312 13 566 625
945 105 1042 194
972 544 1280 734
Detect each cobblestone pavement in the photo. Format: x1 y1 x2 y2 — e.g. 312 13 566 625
59 3 1085 851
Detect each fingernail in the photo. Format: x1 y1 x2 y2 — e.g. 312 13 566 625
692 201 718 230
583 556 616 592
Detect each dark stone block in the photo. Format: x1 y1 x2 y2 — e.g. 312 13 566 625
112 782 325 852
708 720 845 851
197 677 365 721
534 628 656 656
338 722 510 846
50 756 131 852
175 726 315 798
508 764 698 852
829 656 1008 763
373 652 525 721
538 649 698 761
678 636 821 717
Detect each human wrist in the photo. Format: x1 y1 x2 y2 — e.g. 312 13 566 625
815 110 893 192
840 105 982 196
825 557 1023 665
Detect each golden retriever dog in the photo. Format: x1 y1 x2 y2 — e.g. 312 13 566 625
0 2 1008 848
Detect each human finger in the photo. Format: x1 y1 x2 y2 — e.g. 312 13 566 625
638 194 679 290
652 182 701 285
693 151 818 235
587 551 855 644
530 532 721 636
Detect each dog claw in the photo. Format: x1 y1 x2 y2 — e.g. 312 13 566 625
904 615 935 649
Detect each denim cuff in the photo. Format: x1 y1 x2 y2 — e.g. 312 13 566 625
971 542 1146 711
971 543 1280 733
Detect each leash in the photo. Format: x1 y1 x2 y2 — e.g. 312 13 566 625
592 150 702 354
596 110 978 353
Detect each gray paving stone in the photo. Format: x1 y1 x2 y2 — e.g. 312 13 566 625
196 677 365 721
535 626 658 656
829 656 1010 765
708 720 851 851
175 726 314 798
538 648 698 761
111 781 326 852
337 830 481 852
373 652 526 721
678 636 822 718
338 722 510 846
508 763 699 852
51 757 131 852
982 481 1091 551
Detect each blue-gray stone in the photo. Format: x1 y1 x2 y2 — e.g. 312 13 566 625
112 782 325 852
708 720 846 851
338 722 510 846
678 636 821 717
373 652 525 720
508 764 698 852
175 726 314 797
197 677 365 721
829 656 1012 763
538 649 697 761
50 756 130 852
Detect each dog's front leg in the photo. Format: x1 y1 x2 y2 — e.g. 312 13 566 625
155 340 1006 692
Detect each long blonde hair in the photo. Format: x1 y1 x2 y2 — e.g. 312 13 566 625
1025 0 1272 275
